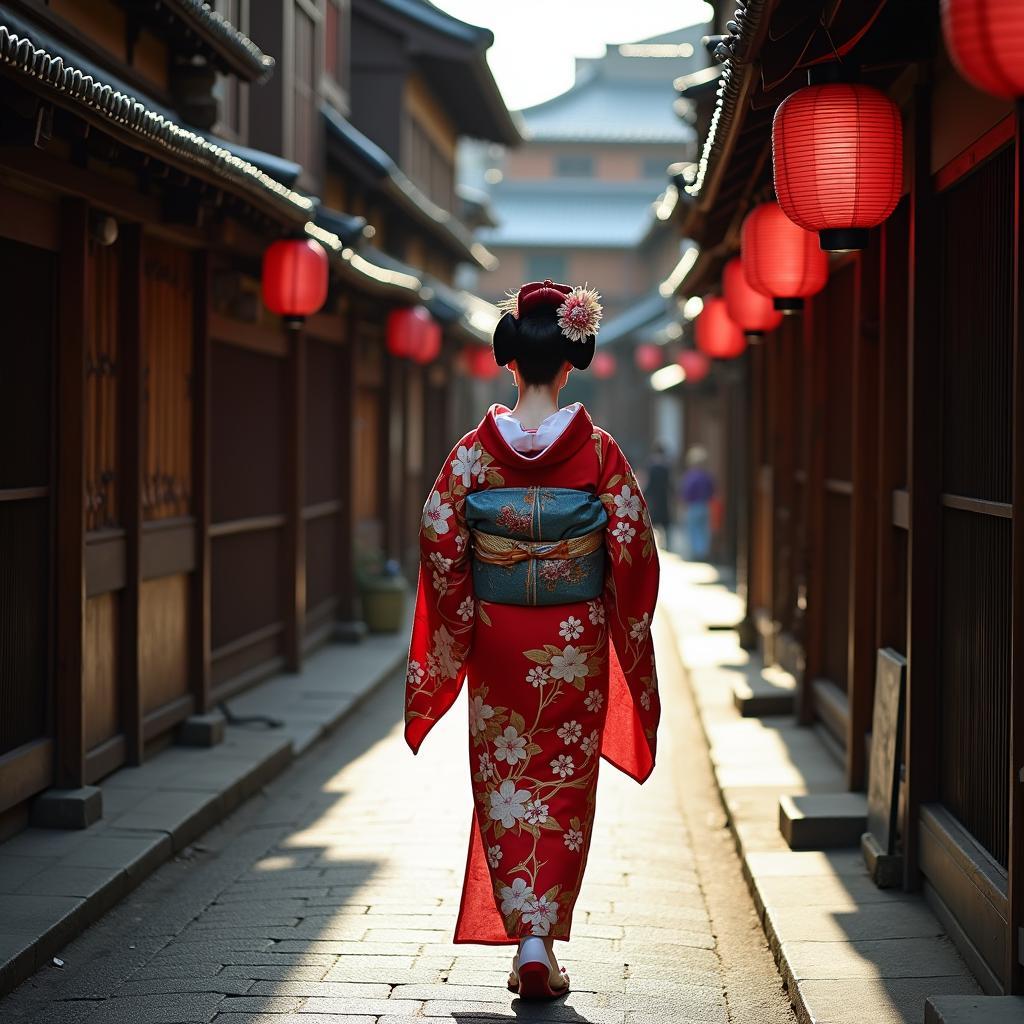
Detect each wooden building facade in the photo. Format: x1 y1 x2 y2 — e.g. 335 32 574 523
674 0 1024 996
0 0 514 842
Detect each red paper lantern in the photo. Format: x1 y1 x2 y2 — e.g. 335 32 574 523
386 305 439 362
634 343 663 372
723 257 783 336
741 202 828 313
591 351 616 379
695 297 746 360
677 349 710 384
262 238 329 322
464 344 501 379
942 0 1024 99
411 316 441 365
773 80 903 251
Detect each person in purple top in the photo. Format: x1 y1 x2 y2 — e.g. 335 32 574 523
679 445 716 561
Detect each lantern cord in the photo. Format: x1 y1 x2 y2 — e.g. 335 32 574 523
822 23 843 69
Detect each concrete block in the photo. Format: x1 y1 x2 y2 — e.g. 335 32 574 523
176 713 226 748
732 665 797 717
779 792 868 850
30 787 103 830
926 995 1024 1024
862 830 903 888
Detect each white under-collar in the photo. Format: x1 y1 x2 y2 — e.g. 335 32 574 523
494 403 582 458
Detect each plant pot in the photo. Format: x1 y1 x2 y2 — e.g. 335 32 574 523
360 576 408 633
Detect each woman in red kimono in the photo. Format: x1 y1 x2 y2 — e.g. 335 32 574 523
404 281 660 999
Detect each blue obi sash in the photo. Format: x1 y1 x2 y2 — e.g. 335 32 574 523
465 487 607 606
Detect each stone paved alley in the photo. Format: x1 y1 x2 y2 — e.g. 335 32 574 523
0 607 794 1024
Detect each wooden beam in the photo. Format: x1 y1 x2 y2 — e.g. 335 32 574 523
772 320 797 638
118 223 144 764
799 299 828 726
338 308 358 624
54 198 89 788
1006 100 1024 995
904 81 943 892
385 353 405 563
876 203 911 652
190 249 212 712
284 327 307 671
848 243 881 791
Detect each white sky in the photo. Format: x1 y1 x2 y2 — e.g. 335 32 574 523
432 1 714 111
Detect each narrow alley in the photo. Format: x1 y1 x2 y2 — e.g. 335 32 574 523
0 592 793 1024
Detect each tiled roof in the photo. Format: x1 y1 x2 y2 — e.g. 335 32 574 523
520 76 695 144
372 0 491 47
480 183 664 249
160 0 274 81
683 0 770 204
0 16 312 223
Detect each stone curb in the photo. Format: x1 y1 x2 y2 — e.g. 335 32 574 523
659 557 979 1024
0 638 407 998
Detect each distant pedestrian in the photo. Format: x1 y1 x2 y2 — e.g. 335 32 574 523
643 442 672 546
680 445 715 561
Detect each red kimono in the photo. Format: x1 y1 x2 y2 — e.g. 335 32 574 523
404 403 660 944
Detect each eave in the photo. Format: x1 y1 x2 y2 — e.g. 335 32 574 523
352 0 519 146
0 15 311 226
322 104 497 270
131 0 274 82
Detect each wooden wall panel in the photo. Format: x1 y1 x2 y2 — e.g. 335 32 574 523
83 593 118 751
0 237 55 763
142 239 193 521
139 574 189 715
355 386 382 532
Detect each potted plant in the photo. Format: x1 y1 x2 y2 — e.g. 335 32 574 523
356 548 409 633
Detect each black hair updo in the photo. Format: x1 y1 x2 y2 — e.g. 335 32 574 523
491 306 596 385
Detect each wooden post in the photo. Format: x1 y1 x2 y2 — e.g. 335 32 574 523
118 224 143 763
799 299 828 725
54 198 89 788
848 244 881 790
771 322 797 642
285 325 307 672
1006 99 1024 994
190 249 212 710
904 81 942 892
384 350 405 563
337 302 358 625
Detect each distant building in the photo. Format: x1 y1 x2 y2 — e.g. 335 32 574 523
480 27 701 319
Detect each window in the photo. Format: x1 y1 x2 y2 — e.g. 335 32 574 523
402 113 455 214
292 2 318 174
324 0 350 97
555 154 594 177
643 156 668 180
525 253 568 282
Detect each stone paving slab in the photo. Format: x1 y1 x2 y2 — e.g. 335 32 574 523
660 555 982 1024
0 624 408 1000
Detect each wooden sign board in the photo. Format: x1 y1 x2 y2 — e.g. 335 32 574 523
867 647 906 855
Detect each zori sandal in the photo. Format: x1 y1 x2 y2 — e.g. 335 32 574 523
510 937 570 999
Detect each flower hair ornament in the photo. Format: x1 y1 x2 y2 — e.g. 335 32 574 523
557 286 603 342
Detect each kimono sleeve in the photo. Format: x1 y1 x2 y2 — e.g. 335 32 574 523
403 432 478 753
597 435 661 782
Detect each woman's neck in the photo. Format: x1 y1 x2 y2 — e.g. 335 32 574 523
510 387 559 430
